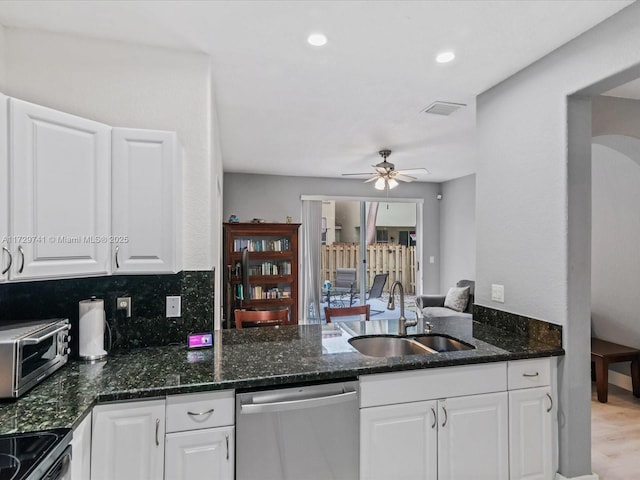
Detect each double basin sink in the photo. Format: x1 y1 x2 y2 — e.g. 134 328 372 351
349 334 475 357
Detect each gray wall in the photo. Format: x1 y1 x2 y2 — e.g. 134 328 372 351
440 174 476 292
476 3 640 477
223 172 442 293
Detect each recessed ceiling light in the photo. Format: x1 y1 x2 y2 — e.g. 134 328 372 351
307 33 328 47
436 51 455 63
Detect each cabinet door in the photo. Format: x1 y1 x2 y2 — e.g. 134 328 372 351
0 94 8 282
509 386 553 480
91 399 165 480
165 426 234 480
70 412 92 480
112 128 180 274
9 98 111 279
360 400 437 480
438 392 509 480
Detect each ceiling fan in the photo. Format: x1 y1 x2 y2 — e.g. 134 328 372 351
342 150 429 190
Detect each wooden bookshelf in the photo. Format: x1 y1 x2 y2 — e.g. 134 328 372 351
223 222 300 328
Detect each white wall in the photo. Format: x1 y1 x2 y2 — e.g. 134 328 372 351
223 172 441 293
440 174 475 292
476 3 640 477
3 28 217 270
592 141 640 352
592 96 640 384
0 24 6 90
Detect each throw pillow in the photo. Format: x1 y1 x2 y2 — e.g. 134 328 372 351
444 286 470 312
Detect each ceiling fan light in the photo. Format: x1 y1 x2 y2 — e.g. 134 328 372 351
388 178 399 189
374 177 386 190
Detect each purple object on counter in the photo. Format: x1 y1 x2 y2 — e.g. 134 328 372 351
188 333 213 349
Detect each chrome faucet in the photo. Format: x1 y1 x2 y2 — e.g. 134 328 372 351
387 281 417 336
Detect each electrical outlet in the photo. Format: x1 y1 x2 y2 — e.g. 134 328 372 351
116 297 131 318
166 295 181 318
491 284 505 303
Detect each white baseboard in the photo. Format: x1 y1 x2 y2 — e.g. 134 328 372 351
608 369 633 392
555 473 599 480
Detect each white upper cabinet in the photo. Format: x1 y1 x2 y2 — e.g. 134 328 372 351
0 94 9 282
9 98 111 280
112 128 181 274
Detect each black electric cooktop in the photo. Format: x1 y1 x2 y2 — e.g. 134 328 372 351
0 428 71 480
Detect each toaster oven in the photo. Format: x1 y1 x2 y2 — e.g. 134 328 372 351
0 319 71 399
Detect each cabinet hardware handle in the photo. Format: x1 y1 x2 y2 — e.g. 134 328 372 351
225 434 229 460
441 406 448 428
546 393 553 413
1 246 11 275
18 246 24 273
115 245 120 269
155 418 160 446
431 407 436 429
523 372 539 377
187 408 215 416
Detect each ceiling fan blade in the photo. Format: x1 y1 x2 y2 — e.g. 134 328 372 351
393 173 417 182
342 172 376 176
364 175 381 183
395 168 429 174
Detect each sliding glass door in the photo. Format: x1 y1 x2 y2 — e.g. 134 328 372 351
302 198 420 323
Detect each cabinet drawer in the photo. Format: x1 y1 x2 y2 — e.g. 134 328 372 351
508 358 551 390
166 390 234 433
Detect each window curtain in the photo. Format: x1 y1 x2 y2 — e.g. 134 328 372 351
301 200 322 323
366 202 378 245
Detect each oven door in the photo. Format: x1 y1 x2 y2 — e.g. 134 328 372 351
40 445 71 480
17 322 69 396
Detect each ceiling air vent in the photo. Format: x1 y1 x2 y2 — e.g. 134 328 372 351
422 101 466 116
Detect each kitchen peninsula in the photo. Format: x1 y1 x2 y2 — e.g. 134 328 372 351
0 316 563 480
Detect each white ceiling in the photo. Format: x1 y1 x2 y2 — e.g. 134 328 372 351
0 0 634 182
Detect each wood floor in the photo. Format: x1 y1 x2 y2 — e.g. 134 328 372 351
591 383 640 479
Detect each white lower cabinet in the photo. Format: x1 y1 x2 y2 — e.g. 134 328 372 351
91 399 165 480
360 393 508 480
165 426 234 480
438 392 509 480
70 412 92 480
359 360 554 480
508 358 554 480
165 389 235 480
360 400 437 480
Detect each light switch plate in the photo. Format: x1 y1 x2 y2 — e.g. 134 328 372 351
166 295 181 318
491 284 505 303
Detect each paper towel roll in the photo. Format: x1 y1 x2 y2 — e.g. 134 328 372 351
79 298 107 359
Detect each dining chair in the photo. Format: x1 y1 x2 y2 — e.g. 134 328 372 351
324 304 370 323
234 309 288 329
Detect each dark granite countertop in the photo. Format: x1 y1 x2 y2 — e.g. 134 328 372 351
0 317 563 435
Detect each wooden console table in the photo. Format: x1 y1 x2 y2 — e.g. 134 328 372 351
591 338 640 403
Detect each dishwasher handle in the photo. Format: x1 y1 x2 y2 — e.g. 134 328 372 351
240 389 357 415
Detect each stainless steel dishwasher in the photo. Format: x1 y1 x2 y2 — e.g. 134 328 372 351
236 381 359 480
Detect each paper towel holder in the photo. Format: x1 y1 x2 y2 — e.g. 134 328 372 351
78 296 111 361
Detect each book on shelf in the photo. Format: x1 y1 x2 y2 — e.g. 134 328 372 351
233 238 291 252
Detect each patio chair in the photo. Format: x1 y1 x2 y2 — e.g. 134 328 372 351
366 273 388 315
335 268 357 306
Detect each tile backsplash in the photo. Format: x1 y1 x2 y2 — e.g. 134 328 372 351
473 304 562 348
0 270 213 354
